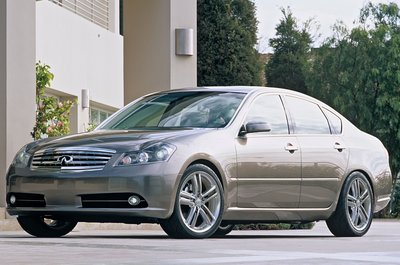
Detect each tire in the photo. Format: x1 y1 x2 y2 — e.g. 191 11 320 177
17 216 77 237
160 164 224 239
326 172 374 237
212 223 234 237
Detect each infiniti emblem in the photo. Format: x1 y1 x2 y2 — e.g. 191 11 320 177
57 155 74 166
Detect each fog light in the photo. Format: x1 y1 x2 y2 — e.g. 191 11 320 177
128 195 140 206
9 195 16 205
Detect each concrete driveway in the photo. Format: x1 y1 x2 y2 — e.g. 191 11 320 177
0 220 399 264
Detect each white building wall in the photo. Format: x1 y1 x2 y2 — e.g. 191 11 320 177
0 0 36 209
36 0 124 132
109 0 120 34
124 0 197 104
170 0 197 88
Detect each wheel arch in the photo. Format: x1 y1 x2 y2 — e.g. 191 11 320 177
186 159 231 213
347 169 375 198
329 169 375 218
188 159 224 189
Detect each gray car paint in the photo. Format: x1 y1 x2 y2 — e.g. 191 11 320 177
6 87 392 224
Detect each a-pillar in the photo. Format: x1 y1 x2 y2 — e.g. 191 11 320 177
123 0 197 104
0 0 36 216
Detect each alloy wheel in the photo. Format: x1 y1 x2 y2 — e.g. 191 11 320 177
346 177 372 231
178 171 221 233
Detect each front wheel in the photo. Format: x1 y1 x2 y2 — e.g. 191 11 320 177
326 172 373 237
212 223 234 237
17 216 77 237
160 164 224 239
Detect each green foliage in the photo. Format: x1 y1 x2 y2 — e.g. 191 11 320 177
35 62 54 105
32 62 76 140
197 0 262 86
84 123 97 132
306 2 400 215
235 222 315 230
390 177 400 217
265 8 313 93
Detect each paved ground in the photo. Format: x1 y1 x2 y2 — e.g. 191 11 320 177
0 220 399 264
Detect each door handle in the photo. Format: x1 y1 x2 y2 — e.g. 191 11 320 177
285 143 298 153
334 142 346 152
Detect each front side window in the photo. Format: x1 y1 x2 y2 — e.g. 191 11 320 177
245 94 289 134
284 96 330 134
100 91 246 130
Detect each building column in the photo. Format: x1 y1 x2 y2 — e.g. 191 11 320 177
0 0 36 213
123 0 197 104
108 0 120 34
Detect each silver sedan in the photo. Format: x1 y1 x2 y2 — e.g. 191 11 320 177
6 87 392 238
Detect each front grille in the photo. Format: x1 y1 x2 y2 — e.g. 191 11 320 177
80 193 148 208
31 147 116 171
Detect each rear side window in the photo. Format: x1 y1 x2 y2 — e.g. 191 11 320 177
323 108 342 134
245 94 289 134
284 96 330 134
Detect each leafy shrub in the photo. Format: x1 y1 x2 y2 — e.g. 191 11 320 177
390 175 400 217
32 62 76 140
235 222 315 230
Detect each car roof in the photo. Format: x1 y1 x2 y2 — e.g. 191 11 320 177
168 86 296 94
166 86 343 117
168 86 317 100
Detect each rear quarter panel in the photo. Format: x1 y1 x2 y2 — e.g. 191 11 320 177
343 125 392 212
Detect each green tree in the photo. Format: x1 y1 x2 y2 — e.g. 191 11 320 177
197 0 262 86
265 8 312 93
391 178 400 216
32 62 75 140
306 2 400 214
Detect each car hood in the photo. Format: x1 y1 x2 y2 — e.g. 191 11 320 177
28 129 206 153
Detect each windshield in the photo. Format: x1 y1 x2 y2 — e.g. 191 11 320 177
100 91 246 130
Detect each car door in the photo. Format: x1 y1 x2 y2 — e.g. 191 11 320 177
283 96 349 208
235 94 301 208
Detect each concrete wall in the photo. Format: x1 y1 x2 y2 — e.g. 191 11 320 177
124 0 197 104
170 0 197 89
36 1 124 132
0 0 6 211
108 0 120 34
0 0 36 209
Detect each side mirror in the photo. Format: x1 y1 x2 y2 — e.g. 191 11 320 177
239 120 271 137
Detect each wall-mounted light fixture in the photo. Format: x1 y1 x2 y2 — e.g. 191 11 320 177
175 28 194 56
82 89 89 109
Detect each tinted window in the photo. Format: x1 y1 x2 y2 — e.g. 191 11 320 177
245 95 289 134
100 92 246 129
285 96 330 134
323 108 342 134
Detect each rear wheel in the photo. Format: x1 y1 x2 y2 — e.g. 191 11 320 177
160 164 224 239
326 172 373 237
17 216 77 237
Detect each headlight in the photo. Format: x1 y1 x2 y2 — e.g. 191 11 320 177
116 142 176 166
12 145 31 167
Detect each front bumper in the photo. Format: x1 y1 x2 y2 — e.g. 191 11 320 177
6 163 180 220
